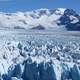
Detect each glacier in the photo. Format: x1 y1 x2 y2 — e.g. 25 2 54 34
0 30 80 80
0 8 80 80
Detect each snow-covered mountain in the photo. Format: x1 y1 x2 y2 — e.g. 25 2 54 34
0 8 80 31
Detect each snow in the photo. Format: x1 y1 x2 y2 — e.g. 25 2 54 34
55 8 66 15
0 8 67 30
0 8 79 31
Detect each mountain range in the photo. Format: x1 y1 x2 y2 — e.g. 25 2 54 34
0 8 80 31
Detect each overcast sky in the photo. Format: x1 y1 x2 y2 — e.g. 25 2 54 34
0 0 80 12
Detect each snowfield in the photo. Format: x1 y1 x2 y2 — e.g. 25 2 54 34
0 30 80 80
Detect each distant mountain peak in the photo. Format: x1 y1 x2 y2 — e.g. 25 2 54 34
54 8 66 14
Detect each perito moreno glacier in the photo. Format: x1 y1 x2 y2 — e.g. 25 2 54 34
0 8 80 80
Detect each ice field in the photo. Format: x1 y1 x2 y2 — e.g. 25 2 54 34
0 30 80 80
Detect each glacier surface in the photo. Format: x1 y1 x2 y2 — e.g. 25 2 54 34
0 30 80 80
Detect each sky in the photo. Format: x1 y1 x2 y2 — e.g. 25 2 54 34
0 0 80 13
